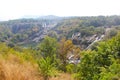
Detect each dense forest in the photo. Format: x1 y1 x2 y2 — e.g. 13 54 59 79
0 15 120 80
0 15 120 48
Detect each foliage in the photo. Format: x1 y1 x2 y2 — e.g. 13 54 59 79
39 36 57 58
66 64 77 74
104 28 118 39
1 16 120 80
99 61 120 80
75 33 120 80
55 16 120 39
38 36 59 67
74 50 99 80
58 38 74 71
0 43 41 80
37 57 57 80
37 36 59 80
58 38 80 72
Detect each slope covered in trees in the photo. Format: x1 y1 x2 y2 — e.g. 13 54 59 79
0 33 120 80
0 15 120 80
53 16 120 38
0 18 60 46
0 15 120 48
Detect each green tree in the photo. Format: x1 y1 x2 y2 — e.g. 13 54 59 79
38 57 57 80
75 50 100 80
99 61 120 80
37 36 58 80
75 33 120 80
39 36 57 59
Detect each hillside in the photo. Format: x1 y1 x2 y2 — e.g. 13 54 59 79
51 16 120 49
0 15 120 80
0 15 120 49
0 18 60 47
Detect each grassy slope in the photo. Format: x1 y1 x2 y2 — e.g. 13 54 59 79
0 43 73 80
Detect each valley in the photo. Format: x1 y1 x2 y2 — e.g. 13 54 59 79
0 15 120 49
0 15 120 80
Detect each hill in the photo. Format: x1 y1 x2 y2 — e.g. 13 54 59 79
0 15 120 80
0 15 120 48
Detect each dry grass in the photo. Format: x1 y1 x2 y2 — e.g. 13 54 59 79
0 59 74 80
0 54 75 80
50 73 74 80
0 54 42 80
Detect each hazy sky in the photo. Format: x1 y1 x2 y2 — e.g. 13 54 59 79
0 0 120 20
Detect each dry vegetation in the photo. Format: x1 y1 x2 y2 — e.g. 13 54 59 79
0 53 73 80
0 54 42 80
50 73 74 80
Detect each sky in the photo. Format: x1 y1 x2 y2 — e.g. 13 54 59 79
0 0 120 21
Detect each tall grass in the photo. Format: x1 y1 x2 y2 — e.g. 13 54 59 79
0 54 42 80
0 55 73 80
0 43 74 80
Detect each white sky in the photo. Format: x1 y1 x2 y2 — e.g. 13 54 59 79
0 0 120 20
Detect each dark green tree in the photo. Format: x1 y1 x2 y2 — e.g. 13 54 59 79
39 36 58 59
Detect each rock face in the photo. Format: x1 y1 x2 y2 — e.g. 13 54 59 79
0 18 60 46
71 27 115 49
32 22 57 42
72 32 105 49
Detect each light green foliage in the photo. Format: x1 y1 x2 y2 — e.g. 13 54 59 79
99 62 120 80
75 33 120 80
75 50 99 80
37 36 59 80
38 36 59 67
0 43 35 64
66 64 76 74
0 43 10 55
38 57 57 80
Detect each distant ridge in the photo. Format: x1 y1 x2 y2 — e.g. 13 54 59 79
39 15 60 19
22 15 61 20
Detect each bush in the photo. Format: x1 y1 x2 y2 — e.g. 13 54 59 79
66 64 76 74
74 33 120 80
37 57 57 80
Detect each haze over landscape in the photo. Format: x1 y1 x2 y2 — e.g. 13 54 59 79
0 0 120 80
0 0 120 20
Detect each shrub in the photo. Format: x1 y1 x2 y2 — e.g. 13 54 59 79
37 57 57 80
66 64 76 74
